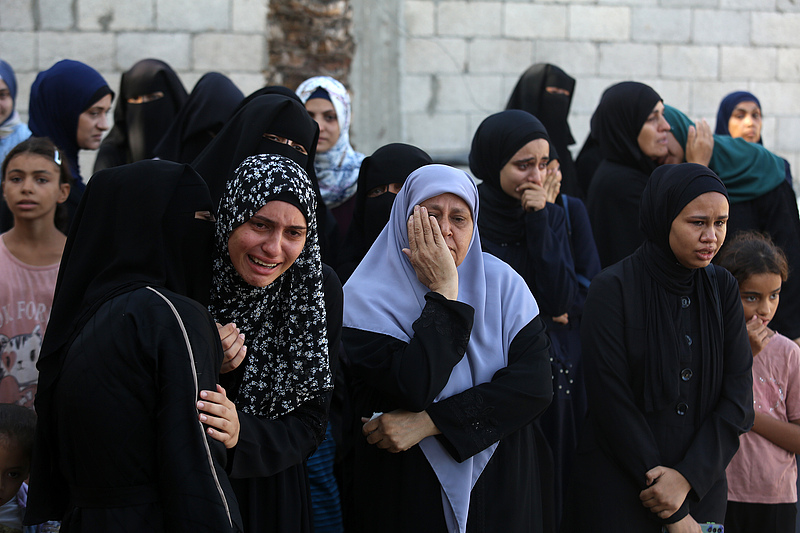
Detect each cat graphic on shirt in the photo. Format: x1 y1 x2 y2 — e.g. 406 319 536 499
0 325 42 408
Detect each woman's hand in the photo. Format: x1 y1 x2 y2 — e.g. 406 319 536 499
197 384 240 448
543 160 562 204
402 205 459 300
552 313 569 325
361 410 441 453
217 322 247 374
517 182 547 213
745 315 773 356
665 514 701 533
685 119 714 167
639 466 691 519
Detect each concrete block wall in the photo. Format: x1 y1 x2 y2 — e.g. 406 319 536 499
388 0 800 180
1 0 798 180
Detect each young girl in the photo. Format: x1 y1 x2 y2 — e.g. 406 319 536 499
0 137 70 408
716 232 800 533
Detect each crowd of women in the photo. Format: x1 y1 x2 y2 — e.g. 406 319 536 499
0 55 798 533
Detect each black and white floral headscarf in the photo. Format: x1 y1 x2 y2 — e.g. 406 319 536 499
210 153 330 419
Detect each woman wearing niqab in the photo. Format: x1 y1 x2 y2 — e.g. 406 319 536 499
25 160 243 532
343 164 552 532
506 63 581 197
564 164 753 531
94 58 188 171
210 153 342 532
153 72 244 164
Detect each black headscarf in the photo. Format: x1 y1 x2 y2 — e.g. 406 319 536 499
36 159 215 404
636 163 729 413
469 109 550 243
153 72 244 164
211 154 330 419
191 94 320 210
94 59 188 171
337 143 432 280
590 81 662 175
229 85 302 119
506 63 581 196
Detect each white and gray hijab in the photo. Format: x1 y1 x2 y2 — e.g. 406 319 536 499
343 164 539 533
210 153 331 419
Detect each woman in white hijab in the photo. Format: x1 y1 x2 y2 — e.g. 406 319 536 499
343 164 553 533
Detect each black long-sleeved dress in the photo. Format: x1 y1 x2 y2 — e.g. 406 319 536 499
344 292 553 532
26 287 242 532
564 260 754 531
221 264 343 533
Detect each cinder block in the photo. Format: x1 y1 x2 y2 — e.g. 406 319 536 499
232 0 267 32
405 38 467 74
468 38 534 75
39 0 74 30
631 8 690 43
689 81 749 118
692 10 749 45
228 72 267 96
194 34 264 72
12 72 36 114
570 77 618 116
774 117 800 154
653 0 714 7
661 45 718 80
38 32 115 72
156 0 230 32
643 79 690 110
405 1 435 37
433 74 504 113
405 111 469 153
569 6 630 41
116 32 192 71
402 74 434 114
437 2 501 37
750 81 800 114
598 43 659 78
596 0 657 5
777 0 800 12
778 49 800 81
720 46 776 81
534 41 599 77
78 0 155 31
0 0 34 30
721 0 775 9
753 12 800 46
0 32 37 71
504 4 567 39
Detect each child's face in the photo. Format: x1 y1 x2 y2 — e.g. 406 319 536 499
739 272 782 327
2 152 70 223
0 440 29 507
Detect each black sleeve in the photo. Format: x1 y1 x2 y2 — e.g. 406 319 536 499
344 292 474 412
228 267 343 479
426 315 552 462
520 205 579 317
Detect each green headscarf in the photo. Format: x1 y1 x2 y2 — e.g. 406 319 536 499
662 105 784 203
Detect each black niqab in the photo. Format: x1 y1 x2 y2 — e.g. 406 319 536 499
153 72 245 164
337 143 432 280
506 63 581 196
94 59 188 171
469 109 550 243
590 81 662 175
636 163 729 413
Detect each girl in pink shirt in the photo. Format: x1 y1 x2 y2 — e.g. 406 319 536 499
717 231 800 532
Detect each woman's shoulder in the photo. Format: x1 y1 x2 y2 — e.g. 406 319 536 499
117 287 212 322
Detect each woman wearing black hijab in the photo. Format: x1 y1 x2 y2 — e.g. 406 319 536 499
94 59 188 171
153 72 244 164
25 160 243 532
336 143 433 283
469 110 583 528
564 164 753 532
585 81 671 268
506 63 582 198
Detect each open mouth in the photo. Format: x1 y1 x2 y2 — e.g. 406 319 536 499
249 255 278 269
